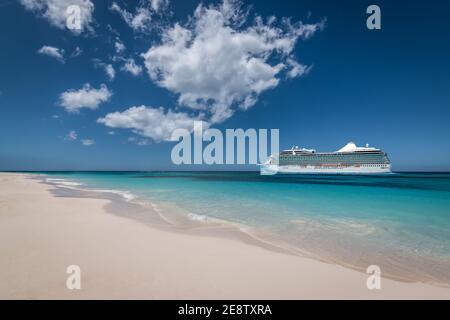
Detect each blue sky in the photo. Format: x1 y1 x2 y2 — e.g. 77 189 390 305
0 0 449 171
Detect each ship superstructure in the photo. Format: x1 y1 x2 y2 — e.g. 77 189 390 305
261 142 391 175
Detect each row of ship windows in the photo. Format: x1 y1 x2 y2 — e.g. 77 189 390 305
280 159 386 162
280 156 385 159
280 154 384 159
281 164 389 167
280 160 388 163
282 153 383 156
360 164 389 167
280 164 389 167
280 163 389 166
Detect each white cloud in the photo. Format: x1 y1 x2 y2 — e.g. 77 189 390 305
93 60 116 81
121 58 143 76
286 58 311 79
115 41 126 54
110 2 152 32
149 0 169 13
98 0 322 144
136 139 151 146
141 0 324 124
128 136 151 146
71 46 83 57
81 139 95 146
98 106 203 142
59 84 112 113
64 130 78 141
37 45 64 62
109 0 169 32
63 130 94 146
20 0 95 34
105 64 116 81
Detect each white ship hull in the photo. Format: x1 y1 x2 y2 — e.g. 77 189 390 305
260 164 392 175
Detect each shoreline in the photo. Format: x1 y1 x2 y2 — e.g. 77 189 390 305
38 173 450 288
41 176 300 257
1 172 449 299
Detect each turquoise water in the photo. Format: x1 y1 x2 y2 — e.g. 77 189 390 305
40 172 450 285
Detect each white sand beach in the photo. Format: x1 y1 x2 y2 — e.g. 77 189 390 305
0 173 449 299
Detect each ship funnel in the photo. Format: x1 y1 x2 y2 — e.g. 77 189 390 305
337 142 358 153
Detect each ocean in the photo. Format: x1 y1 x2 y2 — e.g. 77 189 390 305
37 171 450 286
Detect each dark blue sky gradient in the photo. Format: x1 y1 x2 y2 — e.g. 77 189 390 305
0 0 449 171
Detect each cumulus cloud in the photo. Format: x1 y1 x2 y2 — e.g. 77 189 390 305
115 41 126 54
109 0 169 32
141 0 324 124
136 139 151 146
286 58 311 79
59 84 112 113
64 130 78 141
110 2 152 32
105 64 116 81
149 0 169 13
121 58 143 76
128 136 151 146
93 60 116 81
63 130 94 146
81 139 95 146
99 0 322 143
20 0 95 34
37 45 64 62
98 106 203 142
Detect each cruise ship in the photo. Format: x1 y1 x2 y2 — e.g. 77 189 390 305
260 142 391 175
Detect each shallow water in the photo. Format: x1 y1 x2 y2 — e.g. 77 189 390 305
37 171 450 286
